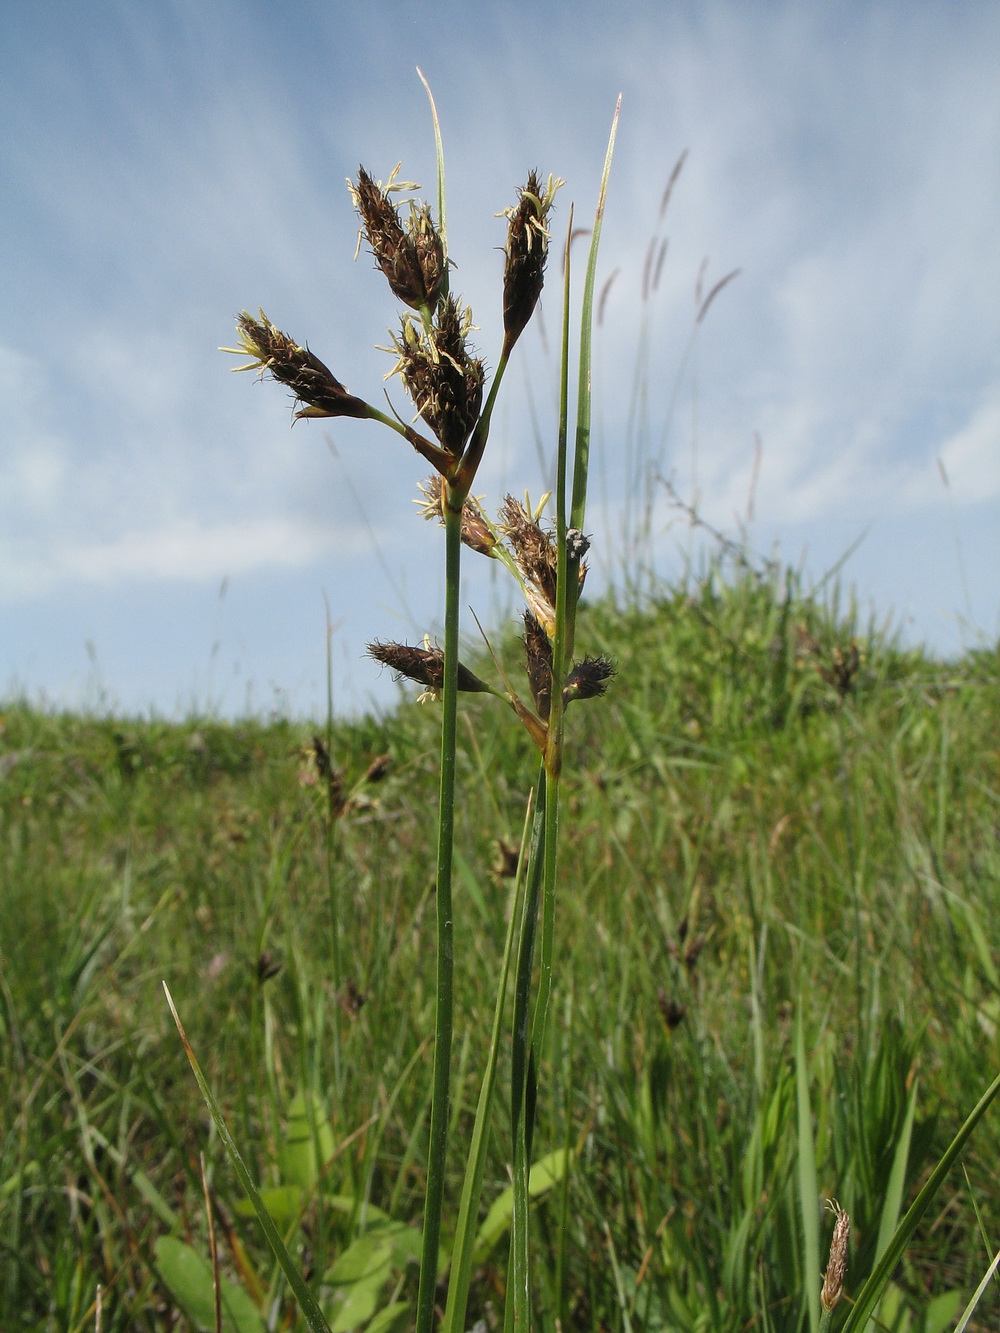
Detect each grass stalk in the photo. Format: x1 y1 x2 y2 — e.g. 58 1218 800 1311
414 492 463 1333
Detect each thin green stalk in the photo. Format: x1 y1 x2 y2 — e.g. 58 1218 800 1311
531 213 573 1064
163 985 333 1333
569 96 620 532
509 785 548 1332
441 796 535 1333
414 494 462 1333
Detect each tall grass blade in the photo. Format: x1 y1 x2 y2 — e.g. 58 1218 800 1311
841 1066 1000 1333
570 94 621 532
795 1012 820 1333
954 1242 1000 1333
162 984 333 1333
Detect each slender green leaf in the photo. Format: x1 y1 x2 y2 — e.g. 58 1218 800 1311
841 1066 1000 1333
796 1014 820 1333
954 1244 1000 1333
163 984 334 1333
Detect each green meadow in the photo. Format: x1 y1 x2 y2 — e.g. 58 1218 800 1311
3 563 999 1331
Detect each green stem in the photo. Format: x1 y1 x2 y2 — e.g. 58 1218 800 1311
415 495 462 1333
509 782 547 1332
531 208 573 1063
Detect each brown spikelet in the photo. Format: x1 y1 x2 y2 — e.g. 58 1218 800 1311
223 311 372 420
563 656 615 704
500 171 562 357
389 297 485 459
821 1202 849 1313
365 754 392 783
310 734 348 817
522 611 553 720
500 496 558 633
350 166 445 311
367 640 491 697
416 476 496 555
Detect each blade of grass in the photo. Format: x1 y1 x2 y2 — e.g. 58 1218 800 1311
841 1066 1000 1333
954 1242 1000 1333
795 1012 820 1333
162 984 333 1333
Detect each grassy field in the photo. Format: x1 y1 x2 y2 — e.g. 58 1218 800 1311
2 563 999 1332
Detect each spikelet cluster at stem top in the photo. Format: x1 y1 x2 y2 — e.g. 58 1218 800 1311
349 165 446 314
500 171 563 359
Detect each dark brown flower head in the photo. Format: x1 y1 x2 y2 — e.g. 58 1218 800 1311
494 839 521 879
657 990 686 1031
349 166 446 311
367 639 491 700
522 610 553 720
563 655 615 704
389 297 485 459
222 310 371 420
256 951 283 984
310 733 348 816
500 172 563 357
365 753 392 783
416 476 497 555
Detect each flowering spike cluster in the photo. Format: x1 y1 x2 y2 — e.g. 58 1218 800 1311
563 656 615 703
388 296 485 460
367 639 491 701
226 151 614 739
501 172 563 359
349 166 447 312
222 311 373 421
499 495 562 636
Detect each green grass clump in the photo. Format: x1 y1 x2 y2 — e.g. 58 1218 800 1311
2 564 999 1331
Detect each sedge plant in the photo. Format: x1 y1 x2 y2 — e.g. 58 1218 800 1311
190 85 621 1330
163 85 1000 1333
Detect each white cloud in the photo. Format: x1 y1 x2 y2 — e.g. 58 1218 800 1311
0 515 371 602
903 395 1000 509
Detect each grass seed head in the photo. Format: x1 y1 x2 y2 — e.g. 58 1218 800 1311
563 656 615 704
388 297 485 460
500 495 558 634
821 1201 850 1312
223 310 372 420
367 640 491 700
416 476 497 554
501 171 563 356
350 166 446 311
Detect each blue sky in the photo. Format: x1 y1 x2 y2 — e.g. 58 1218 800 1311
2 0 998 718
